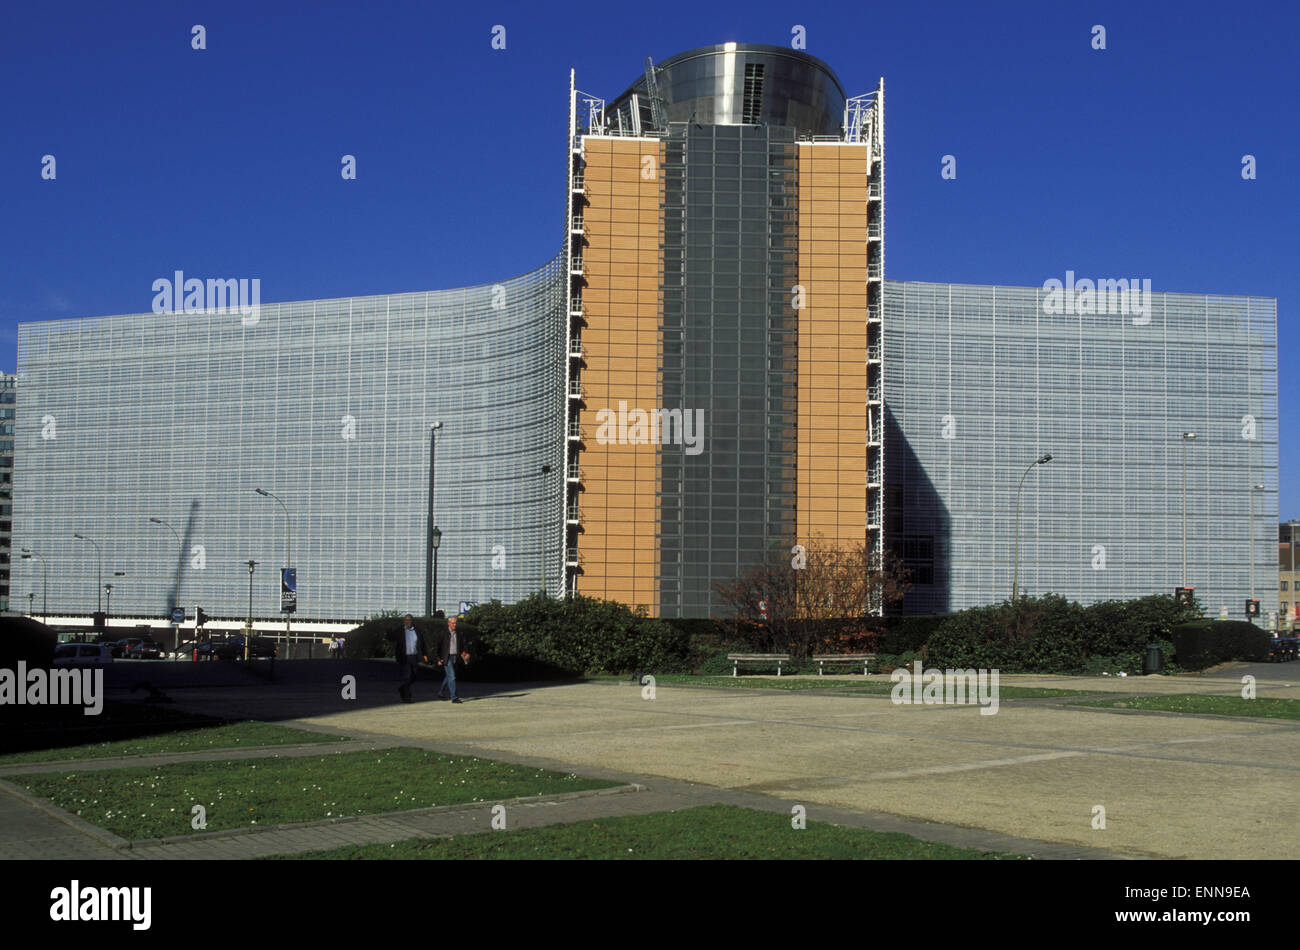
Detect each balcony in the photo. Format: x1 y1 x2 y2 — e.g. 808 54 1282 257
570 256 584 277
867 345 881 362
568 336 583 358
568 380 582 399
567 419 583 441
566 463 581 482
569 296 583 318
867 386 882 404
566 505 580 524
572 175 585 193
571 215 584 234
566 549 581 568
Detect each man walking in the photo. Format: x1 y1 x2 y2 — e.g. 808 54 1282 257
386 614 428 703
436 614 469 703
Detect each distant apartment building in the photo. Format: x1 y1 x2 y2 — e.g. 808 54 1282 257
1281 523 1299 632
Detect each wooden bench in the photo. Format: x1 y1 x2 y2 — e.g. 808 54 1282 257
811 653 877 676
727 653 791 677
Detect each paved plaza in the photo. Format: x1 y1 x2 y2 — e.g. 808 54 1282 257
3 663 1298 859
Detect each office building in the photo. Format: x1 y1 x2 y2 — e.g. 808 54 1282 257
11 44 1279 623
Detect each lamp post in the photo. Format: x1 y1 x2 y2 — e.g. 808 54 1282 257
431 526 442 617
28 591 33 616
1011 453 1053 602
1180 432 1197 592
246 560 257 661
73 533 103 614
425 421 442 617
254 488 293 657
540 463 552 596
20 548 47 621
1248 483 1265 623
149 517 183 612
104 583 113 620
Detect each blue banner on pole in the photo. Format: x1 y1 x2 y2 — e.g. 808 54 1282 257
281 567 297 613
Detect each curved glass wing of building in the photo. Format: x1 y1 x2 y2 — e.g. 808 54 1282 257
883 281 1280 620
13 259 566 621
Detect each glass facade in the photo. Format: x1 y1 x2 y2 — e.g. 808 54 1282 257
883 281 1280 618
657 123 799 617
13 261 566 621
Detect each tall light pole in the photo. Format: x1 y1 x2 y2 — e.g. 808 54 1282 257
20 548 47 620
1248 483 1265 623
105 583 113 620
1181 432 1196 590
246 559 257 661
540 463 552 596
425 421 442 617
431 526 442 617
73 533 103 614
1011 453 1053 602
149 516 183 612
255 488 292 656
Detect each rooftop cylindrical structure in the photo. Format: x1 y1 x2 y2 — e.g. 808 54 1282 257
608 43 847 136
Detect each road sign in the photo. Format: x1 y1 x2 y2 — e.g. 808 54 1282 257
171 607 185 624
758 599 768 621
458 600 478 615
281 567 297 613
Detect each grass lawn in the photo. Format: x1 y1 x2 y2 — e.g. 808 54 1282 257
267 803 1028 860
1071 694 1300 720
0 720 345 766
17 747 620 840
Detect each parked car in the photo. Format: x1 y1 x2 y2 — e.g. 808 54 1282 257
53 643 114 667
117 637 162 660
213 635 278 660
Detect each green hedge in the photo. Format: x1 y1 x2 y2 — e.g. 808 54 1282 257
875 615 948 655
924 593 1200 674
459 594 693 677
1171 621 1270 670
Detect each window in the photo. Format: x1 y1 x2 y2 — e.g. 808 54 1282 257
1283 581 1289 591
742 64 764 124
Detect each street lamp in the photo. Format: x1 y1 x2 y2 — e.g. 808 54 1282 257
1248 483 1265 623
425 421 442 617
431 526 442 617
540 463 552 596
149 517 183 612
20 548 47 620
1181 432 1197 591
105 583 113 620
1011 453 1053 602
73 533 103 614
255 488 293 657
246 559 257 661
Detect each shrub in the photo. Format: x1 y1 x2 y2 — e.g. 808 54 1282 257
0 616 57 669
456 594 692 677
1171 621 1270 670
875 614 947 655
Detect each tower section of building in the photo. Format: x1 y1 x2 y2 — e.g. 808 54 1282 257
566 45 884 617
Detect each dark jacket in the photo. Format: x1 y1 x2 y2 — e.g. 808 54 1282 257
387 625 428 664
435 627 468 666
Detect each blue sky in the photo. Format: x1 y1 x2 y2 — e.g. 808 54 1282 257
2 0 1295 515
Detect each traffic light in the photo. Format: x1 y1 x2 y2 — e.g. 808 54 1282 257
1245 599 1260 618
196 607 208 627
